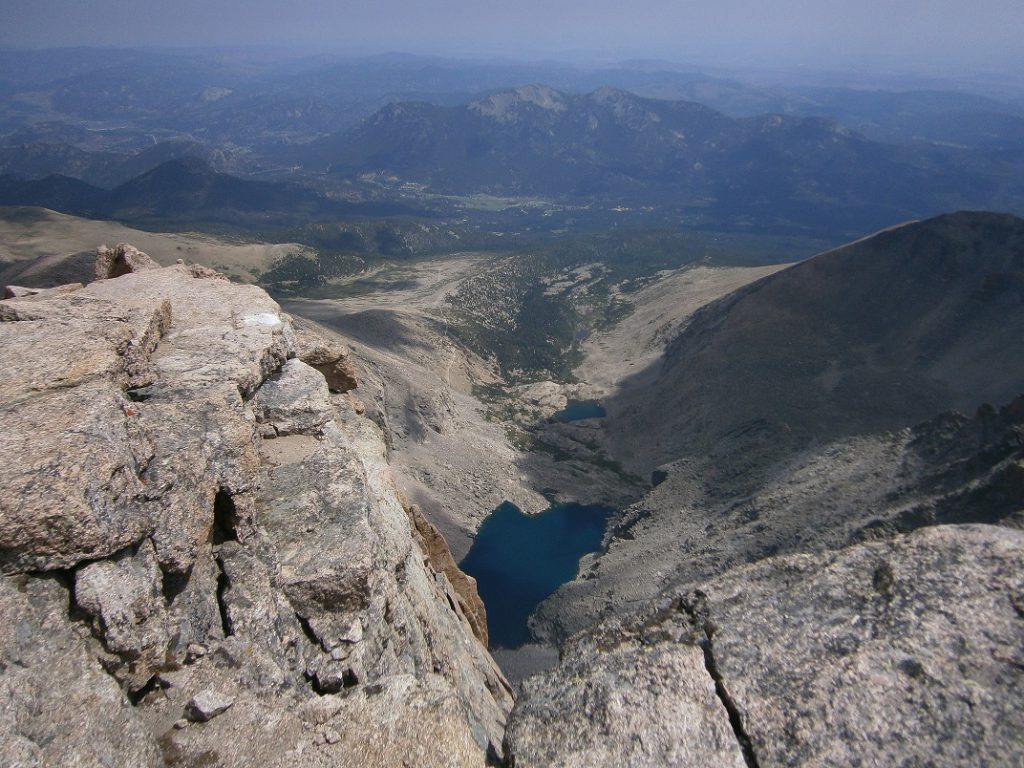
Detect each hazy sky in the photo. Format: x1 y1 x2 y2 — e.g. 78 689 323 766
3 0 1022 72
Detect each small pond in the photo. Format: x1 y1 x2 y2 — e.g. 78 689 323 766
459 501 614 648
553 399 607 422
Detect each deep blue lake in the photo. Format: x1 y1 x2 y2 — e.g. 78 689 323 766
459 501 614 648
553 399 607 422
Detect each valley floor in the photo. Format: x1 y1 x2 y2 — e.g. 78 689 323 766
283 253 786 545
280 251 790 682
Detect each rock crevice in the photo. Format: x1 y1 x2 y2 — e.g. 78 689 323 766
681 592 761 768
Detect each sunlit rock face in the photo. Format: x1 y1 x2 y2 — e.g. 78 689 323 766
0 252 511 767
506 525 1024 768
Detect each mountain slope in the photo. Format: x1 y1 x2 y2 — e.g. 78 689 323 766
0 158 424 227
0 138 257 189
533 211 1024 642
0 173 110 216
0 206 313 286
105 157 329 220
608 211 1024 475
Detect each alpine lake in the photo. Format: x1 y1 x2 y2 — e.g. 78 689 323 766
460 501 615 648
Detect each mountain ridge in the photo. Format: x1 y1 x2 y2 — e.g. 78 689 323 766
608 210 1024 474
0 157 427 227
306 86 1024 235
533 210 1024 646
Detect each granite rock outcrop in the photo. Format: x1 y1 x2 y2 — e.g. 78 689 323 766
3 233 1022 768
95 242 161 279
0 256 511 766
506 524 1024 767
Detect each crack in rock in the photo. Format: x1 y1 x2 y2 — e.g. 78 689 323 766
682 591 761 768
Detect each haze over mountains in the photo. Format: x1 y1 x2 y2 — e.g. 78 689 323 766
308 85 1024 234
1 40 1024 767
2 49 1024 241
0 157 421 228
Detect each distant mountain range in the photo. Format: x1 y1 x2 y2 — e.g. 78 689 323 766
2 52 1024 239
305 85 1024 235
0 158 422 228
3 48 1022 151
0 136 258 189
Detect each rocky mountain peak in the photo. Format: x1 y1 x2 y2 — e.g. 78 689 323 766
469 84 568 121
2 220 1022 766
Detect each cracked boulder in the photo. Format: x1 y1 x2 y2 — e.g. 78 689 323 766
0 575 161 767
505 628 746 767
506 524 1024 767
74 539 170 691
257 400 513 748
253 358 333 436
0 256 511 767
699 524 1024 767
0 289 170 572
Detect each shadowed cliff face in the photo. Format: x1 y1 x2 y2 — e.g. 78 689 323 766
0 254 511 767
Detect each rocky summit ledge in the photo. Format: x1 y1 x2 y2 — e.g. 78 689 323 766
505 523 1024 767
0 251 511 767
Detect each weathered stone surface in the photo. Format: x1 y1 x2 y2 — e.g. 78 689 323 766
408 503 489 645
0 273 254 574
253 358 333 436
0 256 509 766
74 539 170 691
0 575 162 767
291 318 359 393
95 242 161 279
704 524 1024 767
153 673 488 768
187 263 226 279
505 624 746 767
306 674 490 768
508 525 1024 767
0 381 158 572
3 283 86 300
185 690 235 722
257 396 513 748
